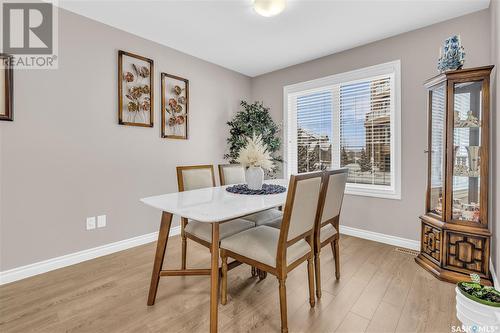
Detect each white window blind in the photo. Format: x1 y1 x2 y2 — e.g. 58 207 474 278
284 61 401 199
339 77 392 186
289 90 333 174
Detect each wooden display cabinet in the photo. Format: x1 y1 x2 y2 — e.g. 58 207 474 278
415 66 494 285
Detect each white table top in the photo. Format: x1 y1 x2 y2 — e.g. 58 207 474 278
140 179 288 223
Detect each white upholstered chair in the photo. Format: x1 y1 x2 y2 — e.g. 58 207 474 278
313 168 348 298
176 165 254 270
217 164 246 186
218 164 283 228
220 171 324 333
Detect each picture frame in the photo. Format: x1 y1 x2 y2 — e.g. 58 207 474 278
0 54 13 121
118 50 154 127
161 72 189 139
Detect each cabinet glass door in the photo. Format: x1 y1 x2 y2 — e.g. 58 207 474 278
451 81 482 223
428 83 446 217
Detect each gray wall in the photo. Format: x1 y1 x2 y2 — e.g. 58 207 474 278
251 10 492 242
0 9 251 271
490 0 499 276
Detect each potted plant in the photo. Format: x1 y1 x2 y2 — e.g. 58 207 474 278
225 101 282 177
236 134 274 190
455 274 500 330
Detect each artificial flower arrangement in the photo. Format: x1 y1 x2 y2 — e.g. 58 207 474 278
236 134 275 171
236 134 274 190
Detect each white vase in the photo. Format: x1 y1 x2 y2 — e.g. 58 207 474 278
246 166 264 190
455 287 500 331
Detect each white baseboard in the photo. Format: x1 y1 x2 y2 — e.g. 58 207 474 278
0 226 181 285
339 225 420 251
490 259 499 289
0 225 425 286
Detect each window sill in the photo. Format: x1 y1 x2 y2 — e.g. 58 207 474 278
345 186 401 200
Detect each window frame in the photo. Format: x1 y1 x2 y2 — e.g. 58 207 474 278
283 60 401 200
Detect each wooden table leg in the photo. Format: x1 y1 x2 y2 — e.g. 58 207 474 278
147 211 173 306
210 223 220 333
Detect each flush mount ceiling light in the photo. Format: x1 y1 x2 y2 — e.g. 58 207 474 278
253 0 286 17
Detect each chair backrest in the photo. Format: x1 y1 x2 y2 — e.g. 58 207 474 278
218 164 246 186
176 165 216 192
319 169 348 224
277 171 323 266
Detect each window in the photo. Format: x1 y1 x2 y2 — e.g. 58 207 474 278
284 60 401 199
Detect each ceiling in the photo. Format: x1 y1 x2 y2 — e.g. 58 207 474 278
59 0 490 77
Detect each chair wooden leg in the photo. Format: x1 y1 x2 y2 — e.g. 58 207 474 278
147 212 173 306
210 223 220 333
221 252 228 305
258 269 267 280
331 239 340 280
278 277 288 333
307 257 316 307
314 252 322 299
181 218 187 270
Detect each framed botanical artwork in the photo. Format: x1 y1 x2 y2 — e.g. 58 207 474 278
0 54 13 121
161 73 189 139
118 50 154 127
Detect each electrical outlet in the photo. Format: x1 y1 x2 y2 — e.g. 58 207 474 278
86 217 96 230
97 215 106 228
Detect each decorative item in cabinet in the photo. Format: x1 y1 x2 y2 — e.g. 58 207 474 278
454 110 480 128
118 50 154 127
415 66 493 286
437 35 465 72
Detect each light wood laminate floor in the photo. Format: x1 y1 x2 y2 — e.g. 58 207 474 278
0 235 460 333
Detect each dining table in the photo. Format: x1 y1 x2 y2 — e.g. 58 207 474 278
140 178 288 333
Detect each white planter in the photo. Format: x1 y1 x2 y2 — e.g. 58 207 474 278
455 286 500 331
245 166 264 190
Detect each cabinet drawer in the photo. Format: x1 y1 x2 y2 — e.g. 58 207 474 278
421 223 442 264
443 231 489 277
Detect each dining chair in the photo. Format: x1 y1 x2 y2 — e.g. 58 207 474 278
217 163 246 186
313 168 348 299
219 171 324 333
218 163 282 279
176 165 255 270
218 163 283 228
